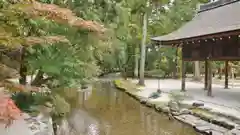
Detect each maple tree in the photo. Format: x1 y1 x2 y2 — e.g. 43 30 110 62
0 0 105 126
0 91 22 128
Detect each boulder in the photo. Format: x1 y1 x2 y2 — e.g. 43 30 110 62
162 106 170 113
192 102 204 107
140 98 147 104
180 108 192 115
168 101 180 112
148 92 160 99
226 128 240 135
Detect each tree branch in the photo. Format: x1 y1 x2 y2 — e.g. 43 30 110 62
31 70 44 86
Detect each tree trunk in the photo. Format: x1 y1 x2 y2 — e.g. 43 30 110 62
31 70 44 85
19 47 27 85
177 48 182 78
123 67 127 80
193 61 201 81
134 47 139 78
218 65 222 79
138 12 148 86
173 49 178 79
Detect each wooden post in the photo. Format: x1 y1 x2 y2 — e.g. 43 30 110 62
224 61 229 89
207 61 212 97
204 60 208 90
181 59 186 92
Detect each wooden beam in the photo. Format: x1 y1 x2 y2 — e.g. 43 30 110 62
153 30 240 46
224 60 229 89
204 60 208 90
207 61 212 96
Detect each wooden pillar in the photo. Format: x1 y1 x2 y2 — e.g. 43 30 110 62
204 60 208 90
181 59 186 92
224 61 229 89
207 61 212 96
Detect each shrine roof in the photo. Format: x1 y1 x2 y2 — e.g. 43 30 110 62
152 0 240 44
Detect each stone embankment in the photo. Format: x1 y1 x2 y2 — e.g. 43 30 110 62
0 113 53 135
114 79 240 135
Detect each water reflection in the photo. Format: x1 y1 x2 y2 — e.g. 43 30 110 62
69 81 198 135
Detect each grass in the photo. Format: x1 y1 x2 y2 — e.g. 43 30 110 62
114 79 141 93
191 108 215 120
191 108 236 129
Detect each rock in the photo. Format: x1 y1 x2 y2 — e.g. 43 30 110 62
140 98 147 104
235 125 240 130
162 106 170 113
155 105 163 111
146 102 154 107
179 102 192 109
172 111 180 116
180 109 192 115
148 92 160 99
22 113 31 119
0 118 33 135
24 113 54 135
81 85 88 89
192 102 204 107
168 101 180 112
168 112 174 120
175 114 228 135
226 128 240 135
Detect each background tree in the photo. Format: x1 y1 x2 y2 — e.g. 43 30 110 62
145 0 208 79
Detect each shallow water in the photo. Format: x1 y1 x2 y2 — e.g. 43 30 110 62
68 81 198 135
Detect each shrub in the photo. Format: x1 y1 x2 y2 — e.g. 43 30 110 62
11 91 52 113
169 91 188 104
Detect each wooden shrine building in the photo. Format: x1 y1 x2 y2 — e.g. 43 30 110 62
151 0 240 96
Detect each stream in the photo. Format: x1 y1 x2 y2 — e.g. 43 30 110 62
66 81 198 135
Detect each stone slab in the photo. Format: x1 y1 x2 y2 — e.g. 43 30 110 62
175 114 229 135
0 118 33 135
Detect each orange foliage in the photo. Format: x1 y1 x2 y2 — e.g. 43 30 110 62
25 35 69 46
19 1 105 33
0 81 40 92
0 0 106 125
0 91 22 127
0 32 69 48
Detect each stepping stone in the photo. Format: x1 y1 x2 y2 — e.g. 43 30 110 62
225 128 240 135
195 123 228 135
175 114 228 135
192 102 204 107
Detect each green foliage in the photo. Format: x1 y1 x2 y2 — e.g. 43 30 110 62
146 0 208 77
11 92 52 113
52 94 70 117
3 0 213 123
169 91 188 104
145 70 164 78
114 79 140 92
27 43 99 86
